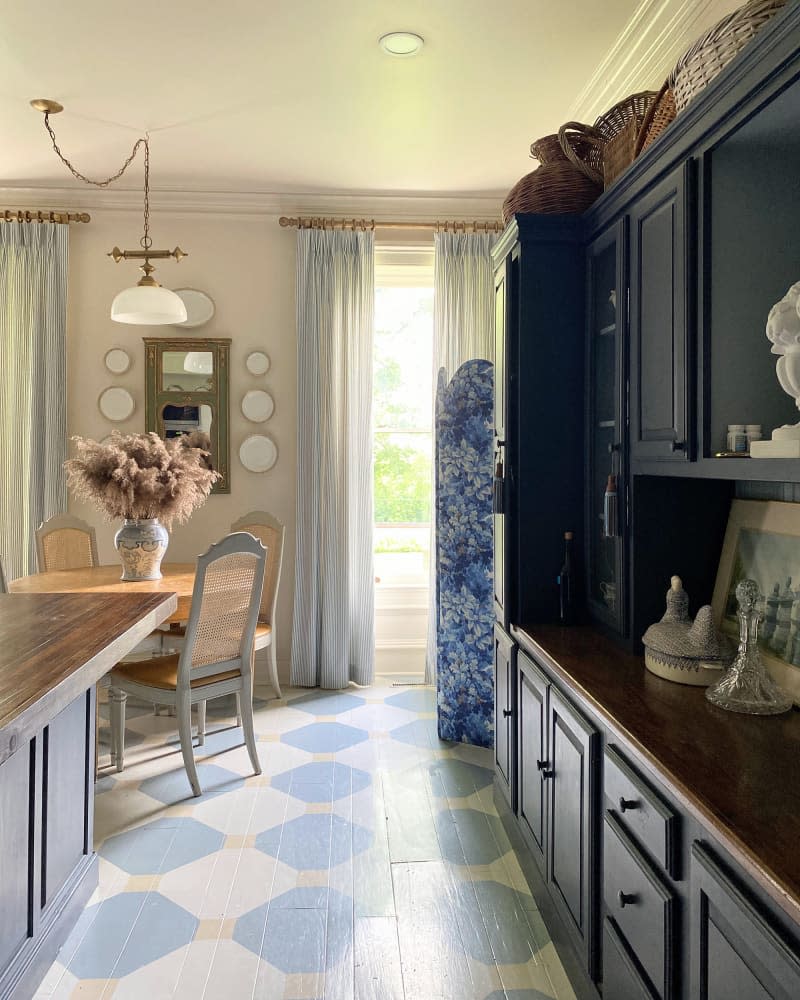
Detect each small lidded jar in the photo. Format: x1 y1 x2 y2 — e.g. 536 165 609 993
727 424 747 453
745 424 762 451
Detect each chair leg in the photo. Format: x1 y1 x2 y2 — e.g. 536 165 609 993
109 687 127 773
177 695 201 797
239 679 261 777
236 693 242 727
268 642 282 700
197 701 206 746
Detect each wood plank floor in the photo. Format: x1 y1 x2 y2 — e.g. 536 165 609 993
36 682 576 1000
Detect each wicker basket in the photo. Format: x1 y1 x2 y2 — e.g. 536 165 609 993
669 0 786 113
560 91 658 189
502 133 601 221
634 81 677 156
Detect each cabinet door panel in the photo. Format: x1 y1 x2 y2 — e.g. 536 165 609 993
0 742 33 970
493 625 515 810
630 163 693 462
43 693 91 907
604 918 659 1000
691 842 800 999
517 651 548 869
548 687 600 976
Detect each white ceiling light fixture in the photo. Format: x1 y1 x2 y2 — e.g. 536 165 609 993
30 99 188 326
379 31 424 57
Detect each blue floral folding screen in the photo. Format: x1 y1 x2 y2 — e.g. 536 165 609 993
434 359 494 747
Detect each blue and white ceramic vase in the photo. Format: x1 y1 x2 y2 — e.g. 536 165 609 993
114 517 169 581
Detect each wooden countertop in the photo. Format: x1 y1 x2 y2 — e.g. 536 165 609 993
514 623 800 925
0 591 177 757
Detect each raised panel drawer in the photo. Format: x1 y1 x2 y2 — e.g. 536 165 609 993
603 917 658 1000
605 744 677 878
604 811 675 999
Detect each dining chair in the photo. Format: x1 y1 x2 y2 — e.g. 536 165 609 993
229 510 285 700
35 513 99 572
108 531 266 797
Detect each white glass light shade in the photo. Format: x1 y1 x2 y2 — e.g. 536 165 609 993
183 351 213 374
111 283 188 325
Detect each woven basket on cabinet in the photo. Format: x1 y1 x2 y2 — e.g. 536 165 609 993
559 90 658 189
669 0 787 113
501 133 601 221
634 81 677 156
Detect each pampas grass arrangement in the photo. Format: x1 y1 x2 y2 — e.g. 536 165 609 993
64 431 220 528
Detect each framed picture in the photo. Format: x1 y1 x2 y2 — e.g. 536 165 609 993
712 499 800 704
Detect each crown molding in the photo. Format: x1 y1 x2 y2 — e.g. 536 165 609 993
0 185 504 220
568 0 740 123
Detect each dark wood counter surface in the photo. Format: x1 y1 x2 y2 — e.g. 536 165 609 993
513 623 800 925
0 591 177 757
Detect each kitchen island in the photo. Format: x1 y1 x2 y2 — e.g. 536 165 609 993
0 590 176 1000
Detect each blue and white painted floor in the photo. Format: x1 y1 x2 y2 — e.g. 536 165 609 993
36 683 576 1000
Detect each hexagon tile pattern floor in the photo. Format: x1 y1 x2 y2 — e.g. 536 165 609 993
36 683 577 1000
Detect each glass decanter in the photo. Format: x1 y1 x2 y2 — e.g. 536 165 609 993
706 579 793 715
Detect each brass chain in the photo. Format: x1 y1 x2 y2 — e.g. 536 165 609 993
43 111 147 188
43 111 152 250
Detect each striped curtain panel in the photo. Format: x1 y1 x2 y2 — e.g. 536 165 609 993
0 222 69 580
291 228 376 688
426 231 496 684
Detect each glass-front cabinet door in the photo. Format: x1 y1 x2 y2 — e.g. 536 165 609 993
585 222 627 635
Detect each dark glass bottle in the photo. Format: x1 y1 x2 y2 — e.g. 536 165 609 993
558 531 575 625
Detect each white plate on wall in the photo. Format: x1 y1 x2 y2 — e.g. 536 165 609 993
239 434 277 472
98 386 135 422
245 351 270 375
170 288 215 328
104 348 131 374
241 389 274 423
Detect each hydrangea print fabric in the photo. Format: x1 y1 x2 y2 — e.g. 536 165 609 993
434 359 494 747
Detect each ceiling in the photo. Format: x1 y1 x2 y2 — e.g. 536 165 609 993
0 0 642 199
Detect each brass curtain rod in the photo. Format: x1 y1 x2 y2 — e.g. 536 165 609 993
1 209 90 225
279 215 503 233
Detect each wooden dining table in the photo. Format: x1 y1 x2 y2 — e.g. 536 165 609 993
9 563 195 623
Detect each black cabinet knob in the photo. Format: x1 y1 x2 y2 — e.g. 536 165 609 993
618 890 637 908
619 797 639 813
502 708 513 718
541 769 555 779
536 759 547 770
671 440 686 452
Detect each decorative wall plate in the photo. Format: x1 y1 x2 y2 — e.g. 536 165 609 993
104 347 131 374
98 386 135 422
241 389 274 423
170 288 215 328
239 434 277 472
245 351 270 375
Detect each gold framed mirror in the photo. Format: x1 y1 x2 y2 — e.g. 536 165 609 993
143 337 231 494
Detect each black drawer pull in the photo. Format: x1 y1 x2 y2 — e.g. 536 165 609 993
618 890 638 908
502 708 513 718
536 759 548 771
541 768 554 779
671 440 686 453
619 797 639 813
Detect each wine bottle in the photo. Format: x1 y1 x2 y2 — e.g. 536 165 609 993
558 531 575 625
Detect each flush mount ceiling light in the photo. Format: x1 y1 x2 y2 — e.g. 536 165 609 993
30 98 188 325
379 31 424 57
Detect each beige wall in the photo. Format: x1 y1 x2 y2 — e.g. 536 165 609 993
65 209 297 683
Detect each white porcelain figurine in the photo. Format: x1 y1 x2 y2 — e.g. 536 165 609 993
751 281 800 457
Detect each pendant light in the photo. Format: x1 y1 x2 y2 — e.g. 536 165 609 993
31 99 188 325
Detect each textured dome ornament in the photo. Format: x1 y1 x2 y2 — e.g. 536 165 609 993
643 576 733 686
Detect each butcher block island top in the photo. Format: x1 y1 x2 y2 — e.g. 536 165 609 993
0 591 177 748
514 624 800 926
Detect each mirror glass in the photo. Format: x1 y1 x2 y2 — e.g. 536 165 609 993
161 351 214 392
144 337 231 494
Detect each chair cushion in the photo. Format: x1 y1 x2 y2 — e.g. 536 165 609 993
112 653 240 691
254 622 272 643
